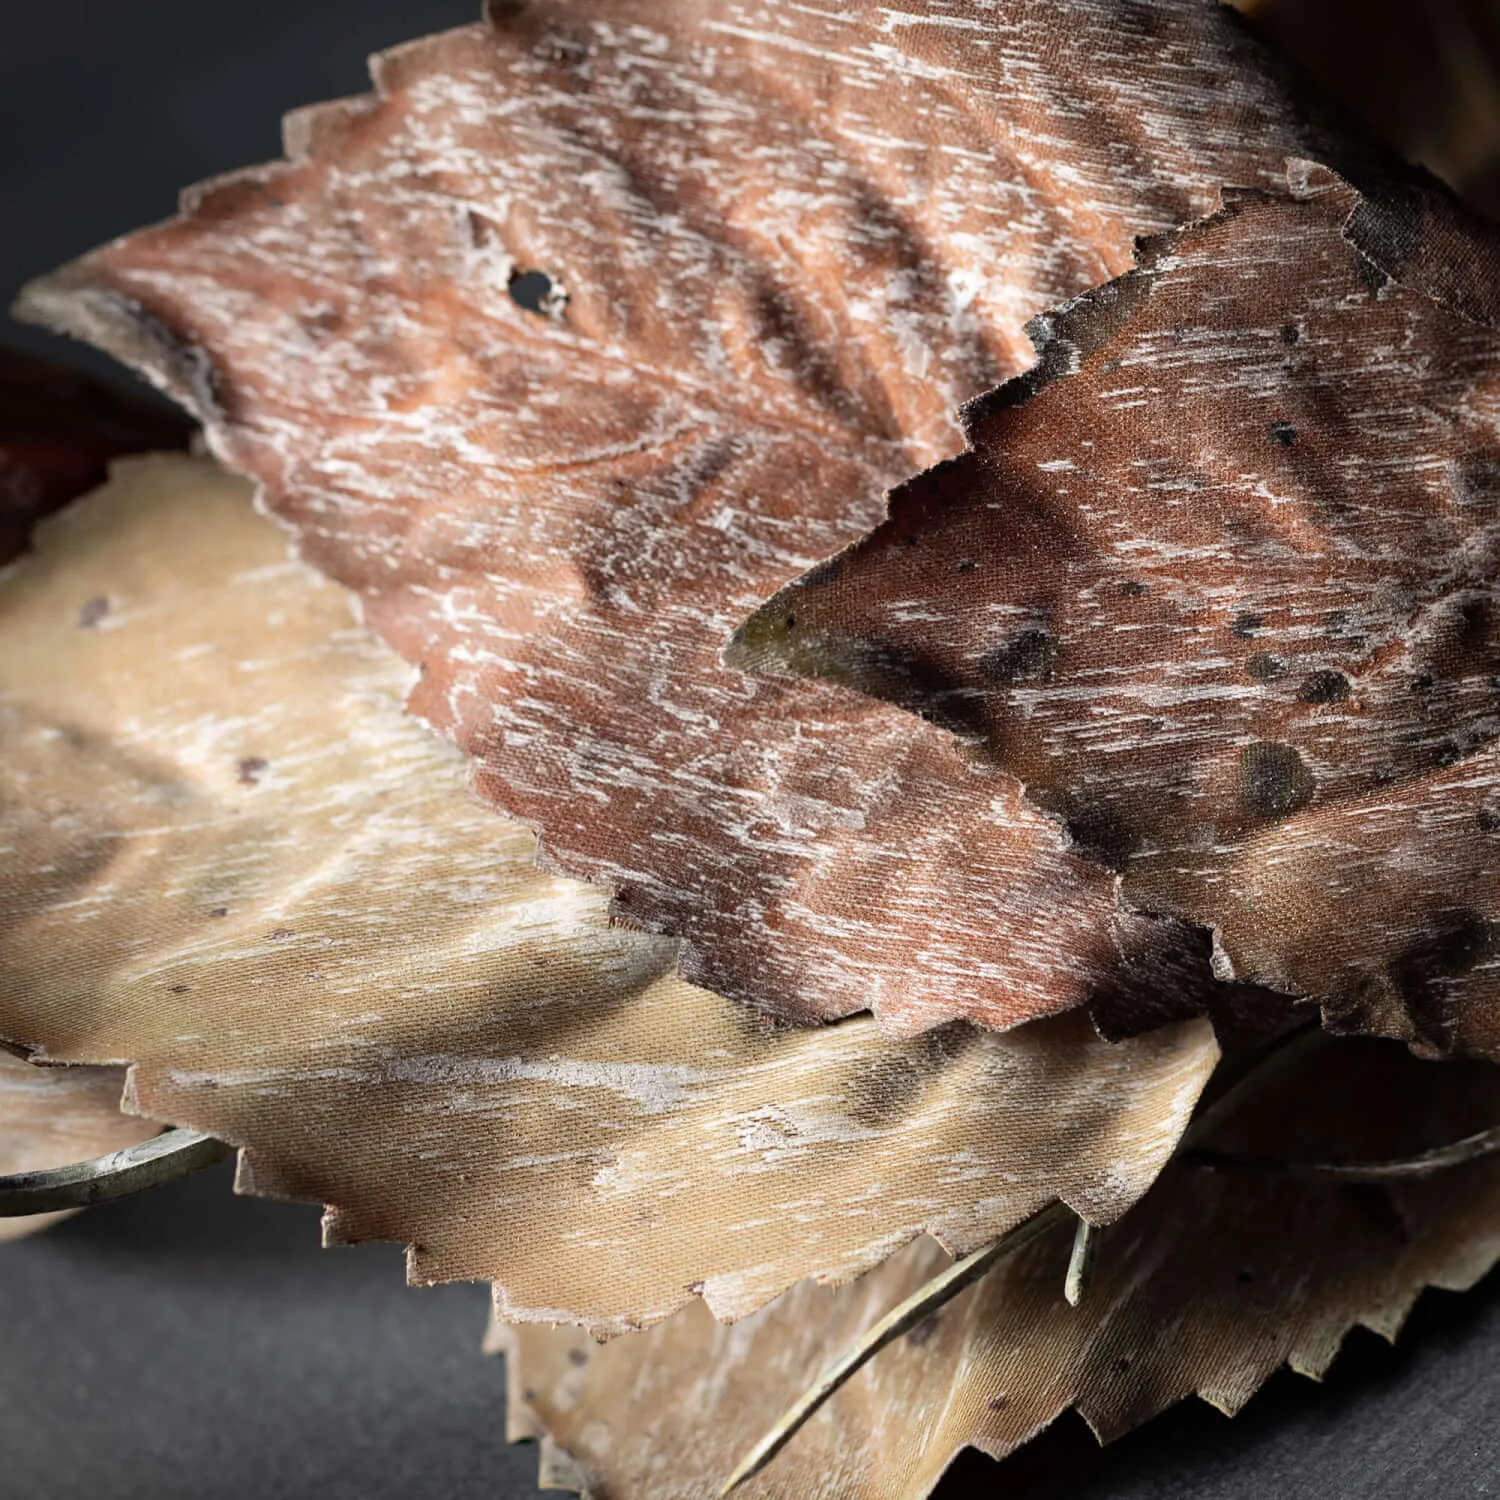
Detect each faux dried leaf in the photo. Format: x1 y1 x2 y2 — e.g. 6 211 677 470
738 167 1500 1053
499 1033 1500 1499
0 454 1217 1330
0 348 191 566
23 0 1496 1035
0 1050 156 1243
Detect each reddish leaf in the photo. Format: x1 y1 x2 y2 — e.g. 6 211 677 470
736 167 1500 1052
20 0 1498 1034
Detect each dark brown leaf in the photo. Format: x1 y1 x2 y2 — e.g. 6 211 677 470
737 167 1500 1054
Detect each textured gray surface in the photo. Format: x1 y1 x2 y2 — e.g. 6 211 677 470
2 2 1499 1495
0 1163 1498 1499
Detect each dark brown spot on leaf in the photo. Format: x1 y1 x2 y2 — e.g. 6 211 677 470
907 1313 940 1347
1247 652 1288 682
236 755 269 785
77 595 109 629
1299 670 1350 704
1270 420 1297 447
980 628 1057 686
1239 742 1315 819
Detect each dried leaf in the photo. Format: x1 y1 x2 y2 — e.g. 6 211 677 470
737 167 1500 1054
0 348 191 567
498 1033 1500 1499
0 1049 156 1243
0 454 1217 1328
22 0 1495 1036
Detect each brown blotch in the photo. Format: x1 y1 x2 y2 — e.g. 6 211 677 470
1247 652 1288 682
236 755 269 785
208 906 229 919
77 595 109 629
980 628 1057 686
1232 611 1263 639
1240 742 1315 819
907 1313 940 1347
1299 670 1350 704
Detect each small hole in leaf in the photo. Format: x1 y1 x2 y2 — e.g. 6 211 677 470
507 268 567 318
1237 1268 1255 1284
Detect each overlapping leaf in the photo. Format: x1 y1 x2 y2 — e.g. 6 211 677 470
499 1033 1500 1499
23 0 1499 1036
0 1049 155 1243
737 169 1500 1055
0 348 190 566
0 454 1218 1329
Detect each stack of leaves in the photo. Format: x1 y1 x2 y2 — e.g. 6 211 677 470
5 0 1500 1494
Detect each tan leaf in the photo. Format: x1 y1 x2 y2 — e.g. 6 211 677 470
736 167 1500 1055
0 453 1217 1328
0 1050 155 1243
23 0 1495 1036
498 1033 1500 1499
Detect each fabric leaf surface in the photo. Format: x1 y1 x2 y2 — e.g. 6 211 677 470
0 453 1217 1331
737 168 1500 1056
21 0 1498 1036
498 1032 1500 1499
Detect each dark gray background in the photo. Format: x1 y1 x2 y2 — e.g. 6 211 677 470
2 4 1497 1496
